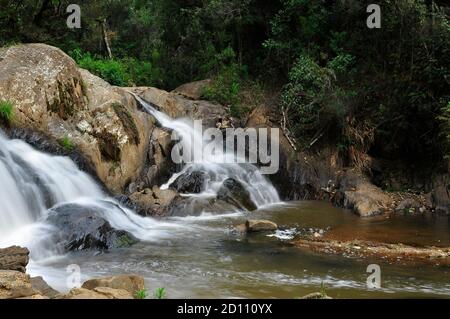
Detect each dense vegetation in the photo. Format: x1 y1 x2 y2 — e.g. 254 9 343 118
1 0 449 181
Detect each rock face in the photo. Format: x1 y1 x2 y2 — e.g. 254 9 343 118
0 246 29 273
171 171 207 194
0 44 154 194
30 276 59 299
127 186 180 216
81 274 145 295
58 287 133 299
431 174 450 215
130 86 228 128
0 270 37 299
217 178 257 211
172 79 212 100
46 203 138 251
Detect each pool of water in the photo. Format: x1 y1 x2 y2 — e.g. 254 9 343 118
29 201 450 299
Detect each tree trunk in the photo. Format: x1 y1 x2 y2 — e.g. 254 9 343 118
101 19 113 59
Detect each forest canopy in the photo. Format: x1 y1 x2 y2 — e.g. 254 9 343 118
1 0 449 177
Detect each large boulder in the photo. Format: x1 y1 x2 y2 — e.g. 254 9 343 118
0 44 154 194
0 246 29 273
46 202 138 252
171 171 207 194
30 276 59 299
129 85 228 128
57 287 133 299
172 79 212 100
431 174 450 215
128 186 180 216
0 270 36 299
217 178 257 211
81 274 145 295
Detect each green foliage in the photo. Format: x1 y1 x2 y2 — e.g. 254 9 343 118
70 49 160 86
58 135 74 152
134 288 148 300
154 287 166 299
202 48 249 117
0 100 14 123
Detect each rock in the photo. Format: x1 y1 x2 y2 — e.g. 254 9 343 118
233 223 249 235
171 171 207 194
57 288 109 299
217 178 257 211
0 270 36 299
0 246 29 273
395 198 421 212
129 86 228 128
431 174 450 215
0 44 154 194
81 274 145 295
343 182 391 217
46 202 138 252
301 292 332 299
30 276 59 299
172 79 212 100
92 287 133 299
129 186 180 216
246 220 278 232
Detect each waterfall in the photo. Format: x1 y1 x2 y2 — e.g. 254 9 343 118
0 131 181 256
135 96 280 207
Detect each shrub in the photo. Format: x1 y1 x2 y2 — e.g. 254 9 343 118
0 100 14 123
202 48 247 117
154 287 166 299
70 49 160 87
134 288 148 299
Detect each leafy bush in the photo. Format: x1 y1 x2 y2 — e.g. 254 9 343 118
58 135 74 152
202 48 247 117
70 49 160 87
0 100 14 124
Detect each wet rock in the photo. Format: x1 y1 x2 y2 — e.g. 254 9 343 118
172 79 212 100
0 270 36 299
171 171 207 194
129 186 179 216
129 86 228 128
217 178 257 211
57 288 109 299
431 174 450 215
0 246 29 273
30 276 59 299
246 220 278 232
395 198 421 213
301 292 332 299
46 203 138 252
81 274 145 295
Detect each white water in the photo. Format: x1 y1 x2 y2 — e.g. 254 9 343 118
135 96 280 207
0 131 188 258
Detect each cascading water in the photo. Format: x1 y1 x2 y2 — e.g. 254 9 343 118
0 131 184 257
134 96 280 208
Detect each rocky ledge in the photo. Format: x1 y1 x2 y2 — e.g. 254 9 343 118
293 238 450 266
0 246 147 299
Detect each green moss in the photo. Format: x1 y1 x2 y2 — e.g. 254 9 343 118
0 100 14 124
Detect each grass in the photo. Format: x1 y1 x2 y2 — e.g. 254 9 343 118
58 135 74 152
134 288 148 299
320 281 328 299
154 287 166 299
0 100 14 123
